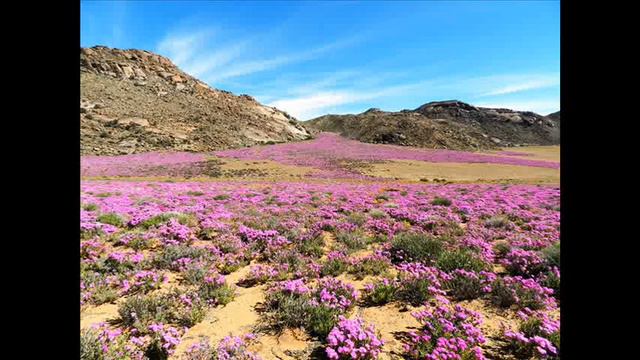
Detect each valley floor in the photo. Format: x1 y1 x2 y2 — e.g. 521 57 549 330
80 135 560 360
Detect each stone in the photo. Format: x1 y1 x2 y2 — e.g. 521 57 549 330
133 68 147 79
170 75 183 83
121 65 135 79
157 91 168 97
158 71 173 79
176 83 186 91
117 117 150 127
491 137 502 144
134 81 147 86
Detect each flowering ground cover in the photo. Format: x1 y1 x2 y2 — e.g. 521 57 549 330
80 177 560 359
81 133 559 180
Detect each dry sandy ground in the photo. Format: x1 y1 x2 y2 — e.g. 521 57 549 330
361 160 559 184
485 145 560 162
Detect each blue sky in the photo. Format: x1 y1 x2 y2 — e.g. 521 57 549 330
81 1 559 120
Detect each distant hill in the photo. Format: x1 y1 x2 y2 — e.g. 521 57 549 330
81 46 311 155
546 111 560 121
305 100 559 150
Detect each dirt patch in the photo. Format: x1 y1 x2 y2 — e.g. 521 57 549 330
355 303 421 359
486 146 560 162
171 265 265 359
360 160 559 184
80 303 120 330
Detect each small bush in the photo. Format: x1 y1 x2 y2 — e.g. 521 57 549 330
431 197 452 206
540 268 560 299
436 249 489 272
391 233 444 264
213 194 230 201
118 294 172 329
484 215 510 228
347 212 367 226
264 286 310 331
308 305 341 338
82 203 98 211
139 213 178 229
321 258 348 277
442 270 495 301
336 230 370 252
80 329 102 360
97 213 125 227
187 191 205 196
368 209 387 219
492 240 511 258
541 242 560 268
362 279 398 306
298 233 325 258
197 275 235 306
153 245 208 269
92 285 119 305
348 256 391 280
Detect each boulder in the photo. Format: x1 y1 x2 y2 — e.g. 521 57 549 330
117 117 150 127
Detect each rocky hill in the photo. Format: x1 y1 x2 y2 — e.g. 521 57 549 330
305 100 559 150
81 46 311 155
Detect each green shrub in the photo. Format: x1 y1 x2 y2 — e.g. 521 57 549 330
348 258 391 280
153 245 208 269
484 215 510 228
336 230 370 252
492 240 511 258
390 233 444 264
363 280 397 306
198 282 235 306
118 294 173 329
396 278 437 306
347 212 367 226
308 305 341 338
541 242 560 268
97 213 125 227
321 259 348 277
431 197 452 206
336 230 371 252
187 191 205 196
213 194 230 201
92 285 119 305
298 234 325 258
82 203 98 212
436 249 489 272
368 209 387 219
80 329 102 360
264 291 310 331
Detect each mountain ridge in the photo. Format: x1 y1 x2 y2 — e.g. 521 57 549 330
80 46 312 155
305 100 559 150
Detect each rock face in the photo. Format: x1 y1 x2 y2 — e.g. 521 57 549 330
80 46 311 155
305 100 560 150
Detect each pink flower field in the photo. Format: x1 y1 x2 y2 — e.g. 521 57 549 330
81 177 560 359
81 133 559 179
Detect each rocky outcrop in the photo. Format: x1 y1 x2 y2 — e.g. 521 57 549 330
81 46 312 155
305 100 560 150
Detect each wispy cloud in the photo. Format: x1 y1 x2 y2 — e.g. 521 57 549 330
157 29 216 66
478 75 559 97
156 27 363 86
267 72 560 120
268 81 430 120
206 36 363 83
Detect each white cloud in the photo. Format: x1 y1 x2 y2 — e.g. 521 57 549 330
205 36 363 83
478 75 559 97
156 29 216 66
